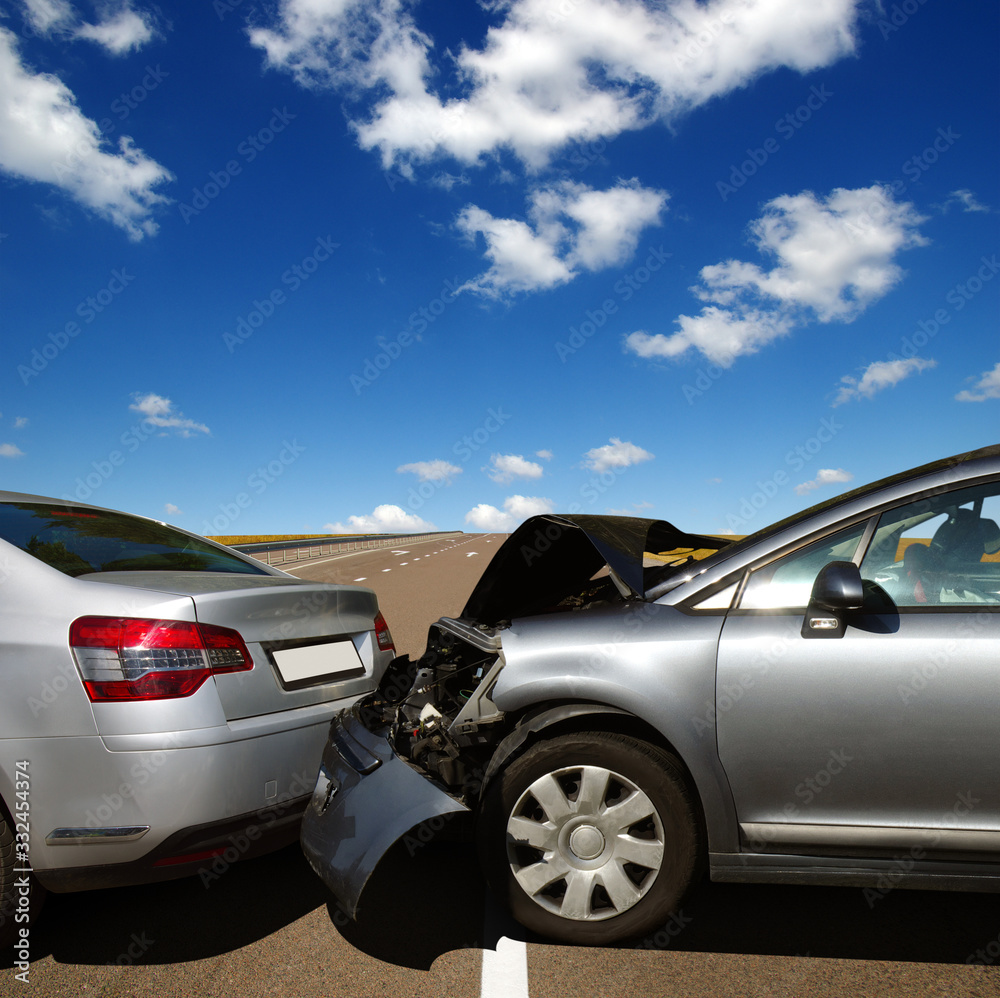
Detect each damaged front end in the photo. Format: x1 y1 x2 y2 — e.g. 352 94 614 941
299 616 506 915
300 514 730 916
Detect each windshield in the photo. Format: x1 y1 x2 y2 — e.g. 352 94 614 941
642 540 731 588
0 502 268 577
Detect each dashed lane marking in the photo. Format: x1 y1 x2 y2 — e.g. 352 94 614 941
480 896 529 998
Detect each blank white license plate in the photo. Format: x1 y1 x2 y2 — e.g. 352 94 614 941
272 640 364 685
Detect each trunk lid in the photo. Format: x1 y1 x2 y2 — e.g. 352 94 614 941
79 572 389 719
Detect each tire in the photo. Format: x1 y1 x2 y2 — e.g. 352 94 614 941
478 731 702 945
0 801 45 951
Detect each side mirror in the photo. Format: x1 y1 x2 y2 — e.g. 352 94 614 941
802 561 864 639
811 561 864 610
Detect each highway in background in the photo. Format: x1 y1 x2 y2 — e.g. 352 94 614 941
282 531 506 658
8 536 999 998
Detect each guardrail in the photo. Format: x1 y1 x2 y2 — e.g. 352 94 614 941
230 531 464 568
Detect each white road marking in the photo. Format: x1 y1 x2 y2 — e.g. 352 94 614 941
467 552 479 557
353 577 367 582
382 568 392 573
400 562 408 566
278 535 455 572
480 897 529 998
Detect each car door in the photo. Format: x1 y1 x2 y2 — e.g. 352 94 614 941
714 479 1000 861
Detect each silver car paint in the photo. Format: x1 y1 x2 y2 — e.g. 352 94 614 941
300 446 1000 915
0 495 394 887
3 703 342 874
716 602 1000 843
81 572 387 724
491 604 740 853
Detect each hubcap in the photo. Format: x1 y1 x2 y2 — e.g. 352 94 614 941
569 824 605 861
505 764 664 922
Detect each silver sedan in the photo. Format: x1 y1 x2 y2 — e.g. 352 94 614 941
301 444 1000 945
0 494 395 947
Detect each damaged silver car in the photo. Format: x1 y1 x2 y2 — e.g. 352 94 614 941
301 445 1000 945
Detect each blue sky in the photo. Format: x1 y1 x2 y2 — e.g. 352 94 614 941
2 0 998 538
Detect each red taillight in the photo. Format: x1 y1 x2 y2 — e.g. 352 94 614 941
373 611 395 652
70 616 253 702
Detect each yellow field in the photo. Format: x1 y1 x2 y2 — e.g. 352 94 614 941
208 534 352 544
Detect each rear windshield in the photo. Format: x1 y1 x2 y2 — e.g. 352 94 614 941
0 502 268 577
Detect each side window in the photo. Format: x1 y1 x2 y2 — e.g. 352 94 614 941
860 482 1000 606
739 523 869 610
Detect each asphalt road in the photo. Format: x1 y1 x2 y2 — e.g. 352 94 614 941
5 535 999 998
282 531 505 659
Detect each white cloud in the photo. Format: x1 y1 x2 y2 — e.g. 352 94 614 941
396 459 462 482
833 357 937 406
551 180 668 271
0 443 25 458
23 0 157 52
626 186 928 367
164 502 182 515
536 449 553 460
456 205 574 296
626 308 794 368
944 189 990 214
0 28 172 239
129 393 210 436
429 171 470 191
693 188 928 321
76 6 156 55
326 504 437 533
955 361 1000 402
465 494 555 532
22 0 76 34
14 417 28 429
583 437 653 473
487 453 544 484
251 0 861 173
795 468 853 496
457 179 665 297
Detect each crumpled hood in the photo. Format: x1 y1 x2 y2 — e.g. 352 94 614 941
462 514 730 625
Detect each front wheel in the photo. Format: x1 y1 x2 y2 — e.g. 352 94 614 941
478 731 702 945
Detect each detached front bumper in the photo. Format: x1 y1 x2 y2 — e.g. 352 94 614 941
300 706 470 917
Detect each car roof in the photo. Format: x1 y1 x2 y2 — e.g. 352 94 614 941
653 443 1000 603
740 443 1000 550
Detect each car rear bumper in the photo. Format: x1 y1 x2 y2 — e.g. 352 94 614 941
299 707 470 918
2 703 339 887
37 794 309 892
